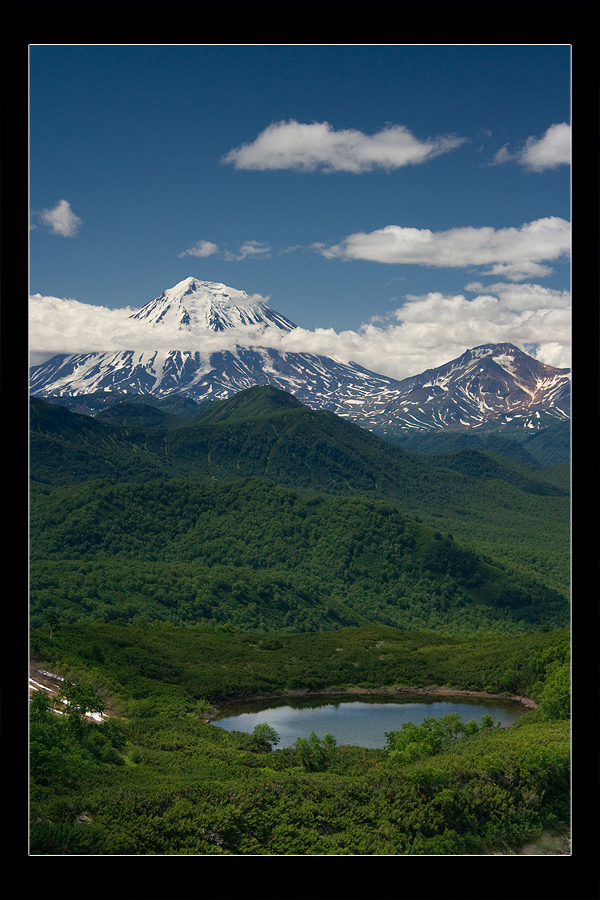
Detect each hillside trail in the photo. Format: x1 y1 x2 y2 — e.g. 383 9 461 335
29 662 109 722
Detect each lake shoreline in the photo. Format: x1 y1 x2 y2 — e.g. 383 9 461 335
208 683 538 719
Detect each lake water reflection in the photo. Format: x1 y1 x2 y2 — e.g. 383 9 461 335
213 694 526 749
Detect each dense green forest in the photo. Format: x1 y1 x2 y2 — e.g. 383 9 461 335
30 476 568 633
29 386 571 856
385 418 571 466
30 389 570 595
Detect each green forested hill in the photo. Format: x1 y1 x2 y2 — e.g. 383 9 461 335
425 447 567 497
385 419 571 466
29 476 568 633
30 389 570 595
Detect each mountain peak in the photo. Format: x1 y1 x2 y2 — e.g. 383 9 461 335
194 384 306 425
167 277 261 306
463 342 569 373
468 342 518 357
129 278 298 333
383 341 571 433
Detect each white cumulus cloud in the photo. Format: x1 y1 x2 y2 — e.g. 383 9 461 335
357 284 571 375
520 122 571 171
318 217 570 281
276 282 571 376
178 240 219 258
222 120 466 173
491 123 571 172
35 199 82 237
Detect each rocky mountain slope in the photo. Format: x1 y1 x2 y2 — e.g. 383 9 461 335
377 343 570 437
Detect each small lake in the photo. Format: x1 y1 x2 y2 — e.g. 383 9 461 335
213 693 527 749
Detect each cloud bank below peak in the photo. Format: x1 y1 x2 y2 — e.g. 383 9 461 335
29 279 570 380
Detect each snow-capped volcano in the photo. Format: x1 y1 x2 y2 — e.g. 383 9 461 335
29 278 570 436
129 276 297 333
29 276 405 412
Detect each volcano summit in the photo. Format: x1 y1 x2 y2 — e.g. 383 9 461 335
129 277 297 333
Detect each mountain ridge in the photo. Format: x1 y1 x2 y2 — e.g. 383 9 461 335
380 342 570 435
29 277 570 437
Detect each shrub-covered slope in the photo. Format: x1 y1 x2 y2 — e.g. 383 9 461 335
29 624 571 856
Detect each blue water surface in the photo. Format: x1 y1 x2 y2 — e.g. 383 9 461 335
213 695 526 749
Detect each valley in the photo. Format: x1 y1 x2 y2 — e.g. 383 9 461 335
28 278 571 856
29 379 571 856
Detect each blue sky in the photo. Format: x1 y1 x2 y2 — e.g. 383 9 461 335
29 44 571 378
